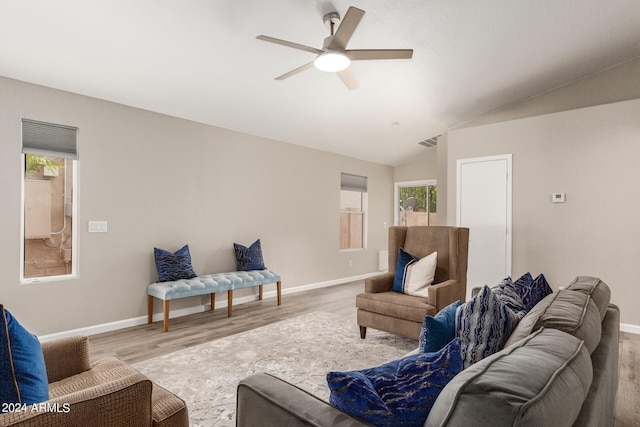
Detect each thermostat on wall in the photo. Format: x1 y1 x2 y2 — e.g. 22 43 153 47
552 193 566 203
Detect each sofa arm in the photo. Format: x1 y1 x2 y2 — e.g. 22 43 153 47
364 272 394 293
41 335 91 383
427 279 464 312
0 373 153 427
236 373 371 427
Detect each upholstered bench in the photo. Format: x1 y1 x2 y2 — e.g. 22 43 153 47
147 269 282 332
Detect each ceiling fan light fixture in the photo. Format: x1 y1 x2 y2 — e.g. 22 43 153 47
314 49 350 72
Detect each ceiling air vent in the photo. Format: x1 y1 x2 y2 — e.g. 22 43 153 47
418 135 440 148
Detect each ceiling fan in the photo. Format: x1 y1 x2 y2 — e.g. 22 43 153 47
256 6 413 90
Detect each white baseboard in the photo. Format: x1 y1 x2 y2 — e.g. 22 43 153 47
620 323 640 335
38 272 379 342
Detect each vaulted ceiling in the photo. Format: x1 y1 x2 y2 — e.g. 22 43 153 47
2 0 640 166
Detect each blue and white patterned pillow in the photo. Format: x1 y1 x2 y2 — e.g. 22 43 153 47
511 272 552 311
419 300 461 353
392 249 437 297
492 277 527 317
153 244 197 282
327 338 463 427
233 239 266 271
456 285 520 369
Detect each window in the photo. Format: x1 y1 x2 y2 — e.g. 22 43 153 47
394 180 437 226
340 173 367 250
21 119 78 282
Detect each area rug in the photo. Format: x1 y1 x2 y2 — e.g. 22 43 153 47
132 311 416 427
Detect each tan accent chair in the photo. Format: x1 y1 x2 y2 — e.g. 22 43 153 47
0 336 188 427
356 226 469 340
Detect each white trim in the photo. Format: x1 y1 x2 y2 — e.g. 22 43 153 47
37 272 381 342
620 323 640 335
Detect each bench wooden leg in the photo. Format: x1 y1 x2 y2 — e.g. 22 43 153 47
259 285 263 301
210 293 215 311
147 295 154 324
228 290 233 317
277 281 282 305
163 300 170 332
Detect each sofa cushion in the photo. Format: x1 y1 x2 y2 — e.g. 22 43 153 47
0 305 49 405
505 289 602 354
234 239 266 271
519 273 552 311
455 286 520 369
419 301 461 354
424 328 593 427
356 292 437 323
327 338 463 427
565 276 611 320
153 244 197 282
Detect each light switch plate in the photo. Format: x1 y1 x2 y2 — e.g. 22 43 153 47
88 221 108 232
552 193 566 203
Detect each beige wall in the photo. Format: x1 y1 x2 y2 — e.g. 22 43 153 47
0 76 394 335
393 150 437 182
446 98 640 326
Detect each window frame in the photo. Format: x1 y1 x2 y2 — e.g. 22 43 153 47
394 179 437 226
20 120 79 284
339 173 368 251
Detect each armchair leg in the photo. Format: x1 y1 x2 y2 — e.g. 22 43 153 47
359 326 367 339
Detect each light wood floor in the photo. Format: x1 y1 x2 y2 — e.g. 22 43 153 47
88 281 639 426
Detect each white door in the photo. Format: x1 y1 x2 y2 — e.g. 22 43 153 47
457 154 512 300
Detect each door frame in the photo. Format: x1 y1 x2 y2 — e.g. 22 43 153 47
456 154 512 291
394 179 437 226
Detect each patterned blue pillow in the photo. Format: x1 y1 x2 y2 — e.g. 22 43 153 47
153 244 197 282
512 272 552 311
525 274 553 310
327 338 463 427
492 277 527 317
0 305 49 405
392 248 419 293
456 285 520 369
233 239 266 271
419 300 461 353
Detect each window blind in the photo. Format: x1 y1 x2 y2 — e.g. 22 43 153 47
341 173 367 192
22 118 78 159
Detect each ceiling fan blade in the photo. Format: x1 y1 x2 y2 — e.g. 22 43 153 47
275 61 315 80
347 49 414 60
337 67 359 91
329 6 365 50
256 35 322 55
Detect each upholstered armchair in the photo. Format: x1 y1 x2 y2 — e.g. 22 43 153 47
356 226 469 340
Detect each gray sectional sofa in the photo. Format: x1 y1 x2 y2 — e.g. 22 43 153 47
236 276 619 427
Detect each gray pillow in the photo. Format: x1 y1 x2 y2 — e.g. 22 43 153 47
565 276 611 320
425 327 593 427
505 290 602 354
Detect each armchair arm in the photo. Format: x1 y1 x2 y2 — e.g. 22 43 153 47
427 279 464 312
41 335 91 383
237 373 371 427
0 373 153 427
364 273 394 293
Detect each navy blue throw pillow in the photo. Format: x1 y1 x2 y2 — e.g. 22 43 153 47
0 305 49 405
392 248 420 293
418 300 461 353
233 239 266 271
327 338 463 427
153 244 197 282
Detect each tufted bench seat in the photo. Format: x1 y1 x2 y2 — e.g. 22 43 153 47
147 269 282 332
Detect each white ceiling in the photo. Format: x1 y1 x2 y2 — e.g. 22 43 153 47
2 0 640 166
